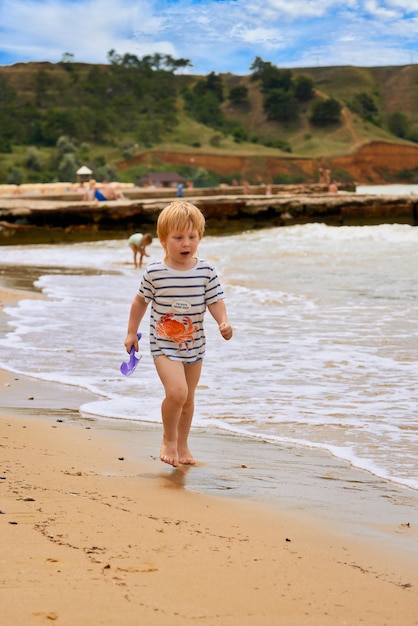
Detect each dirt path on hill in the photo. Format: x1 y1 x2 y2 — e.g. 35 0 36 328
340 106 362 148
315 89 362 149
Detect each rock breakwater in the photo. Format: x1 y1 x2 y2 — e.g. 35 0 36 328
1 187 417 245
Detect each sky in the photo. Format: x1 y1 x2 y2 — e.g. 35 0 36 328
0 0 417 75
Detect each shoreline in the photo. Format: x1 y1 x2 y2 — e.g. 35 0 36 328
3 366 418 551
1 278 418 624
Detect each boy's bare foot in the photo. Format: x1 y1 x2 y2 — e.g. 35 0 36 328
160 441 178 467
178 446 196 465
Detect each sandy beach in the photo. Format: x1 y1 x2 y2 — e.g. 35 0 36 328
1 284 418 625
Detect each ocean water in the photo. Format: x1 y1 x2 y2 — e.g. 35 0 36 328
1 223 418 491
357 183 418 195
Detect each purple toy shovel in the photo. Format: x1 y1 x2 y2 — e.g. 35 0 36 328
120 333 142 376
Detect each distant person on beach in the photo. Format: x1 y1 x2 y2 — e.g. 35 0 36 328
83 179 98 201
102 180 125 200
128 232 153 268
319 167 331 186
124 200 233 467
242 179 250 194
83 179 107 201
328 180 338 193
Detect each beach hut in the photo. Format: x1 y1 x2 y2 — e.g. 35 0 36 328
76 165 93 184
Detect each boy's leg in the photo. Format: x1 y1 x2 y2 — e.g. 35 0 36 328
177 361 202 465
154 356 188 467
130 245 137 267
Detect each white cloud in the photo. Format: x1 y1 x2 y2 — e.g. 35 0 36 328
384 0 418 11
255 0 346 19
364 0 399 19
0 0 159 63
238 26 286 47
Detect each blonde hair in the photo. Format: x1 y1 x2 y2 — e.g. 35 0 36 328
157 200 205 243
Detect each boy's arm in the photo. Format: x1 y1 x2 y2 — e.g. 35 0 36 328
208 299 233 340
124 294 149 352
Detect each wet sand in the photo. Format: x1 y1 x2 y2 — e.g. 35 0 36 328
1 284 418 625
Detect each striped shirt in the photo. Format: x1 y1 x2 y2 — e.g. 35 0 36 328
139 259 225 363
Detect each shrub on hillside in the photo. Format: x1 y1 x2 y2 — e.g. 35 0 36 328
309 98 342 126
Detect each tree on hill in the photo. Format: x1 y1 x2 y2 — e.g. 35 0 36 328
24 147 43 171
388 112 409 138
183 72 225 129
107 50 192 73
263 89 299 122
309 97 342 126
250 57 293 92
293 75 315 102
348 92 380 125
193 71 224 101
249 56 314 125
183 88 225 128
228 85 249 104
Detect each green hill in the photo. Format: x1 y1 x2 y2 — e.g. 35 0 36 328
1 57 418 186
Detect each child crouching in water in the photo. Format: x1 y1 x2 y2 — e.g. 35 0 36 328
124 200 233 467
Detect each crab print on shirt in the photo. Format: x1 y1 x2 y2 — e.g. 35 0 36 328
156 313 198 351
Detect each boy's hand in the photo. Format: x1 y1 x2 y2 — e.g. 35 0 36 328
124 332 139 353
219 322 233 340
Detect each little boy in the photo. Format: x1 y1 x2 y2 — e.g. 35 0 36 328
128 232 153 268
124 200 232 467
